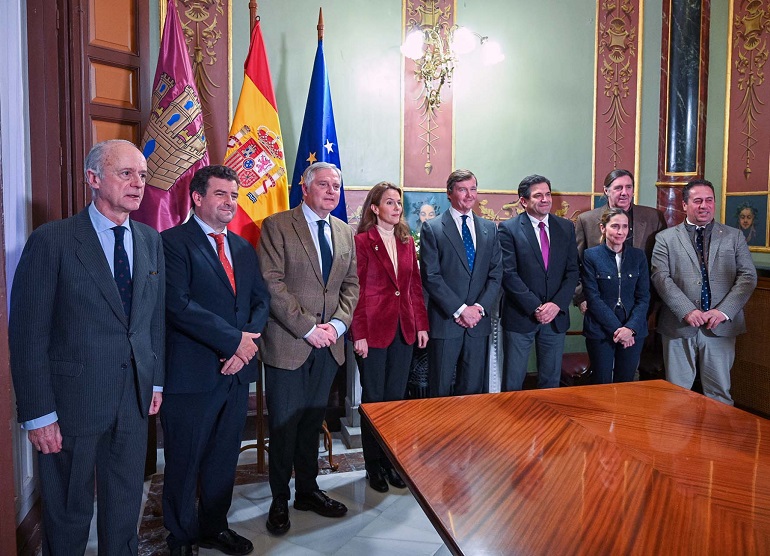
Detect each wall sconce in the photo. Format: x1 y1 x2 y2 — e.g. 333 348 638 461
401 18 504 113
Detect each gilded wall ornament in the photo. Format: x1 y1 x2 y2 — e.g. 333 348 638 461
405 0 454 176
734 0 770 179
178 0 224 102
598 0 636 169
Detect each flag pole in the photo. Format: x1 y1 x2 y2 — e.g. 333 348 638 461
250 1 258 32
317 7 324 41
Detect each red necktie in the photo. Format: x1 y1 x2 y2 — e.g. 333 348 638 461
209 233 236 293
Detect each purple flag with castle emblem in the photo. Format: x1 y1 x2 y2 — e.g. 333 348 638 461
132 0 209 231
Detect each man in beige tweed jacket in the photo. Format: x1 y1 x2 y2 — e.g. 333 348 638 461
651 179 756 405
258 162 359 536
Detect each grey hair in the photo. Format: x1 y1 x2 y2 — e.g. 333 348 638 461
84 139 138 182
302 162 341 189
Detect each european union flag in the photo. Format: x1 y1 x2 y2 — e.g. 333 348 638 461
289 37 347 222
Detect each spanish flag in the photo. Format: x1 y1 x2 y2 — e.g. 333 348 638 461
224 20 289 246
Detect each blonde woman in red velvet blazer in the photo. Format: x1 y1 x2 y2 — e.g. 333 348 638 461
352 182 429 493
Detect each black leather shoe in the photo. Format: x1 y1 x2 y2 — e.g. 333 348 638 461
366 468 389 492
294 490 348 517
170 545 193 556
266 497 291 535
198 528 254 555
384 467 407 489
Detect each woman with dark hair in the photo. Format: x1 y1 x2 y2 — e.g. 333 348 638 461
352 182 429 492
581 208 650 384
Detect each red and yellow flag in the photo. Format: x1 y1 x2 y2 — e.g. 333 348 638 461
224 20 289 246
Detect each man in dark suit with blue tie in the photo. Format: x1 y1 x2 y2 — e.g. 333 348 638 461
160 165 270 555
9 140 165 554
420 169 503 397
498 174 579 391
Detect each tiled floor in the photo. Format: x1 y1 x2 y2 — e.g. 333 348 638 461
81 438 448 555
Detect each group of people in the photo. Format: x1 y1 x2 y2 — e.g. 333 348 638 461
8 139 758 555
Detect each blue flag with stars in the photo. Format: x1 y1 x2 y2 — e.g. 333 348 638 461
289 37 347 222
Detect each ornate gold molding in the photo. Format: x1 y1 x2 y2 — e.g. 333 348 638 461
733 1 770 180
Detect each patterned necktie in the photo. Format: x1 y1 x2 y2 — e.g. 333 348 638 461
539 221 550 270
695 227 710 311
317 220 332 284
209 233 236 293
112 226 132 317
461 215 475 271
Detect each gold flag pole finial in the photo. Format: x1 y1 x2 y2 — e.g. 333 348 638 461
249 1 259 32
317 7 324 41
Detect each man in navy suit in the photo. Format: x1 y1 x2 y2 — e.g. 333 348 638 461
160 165 270 555
10 140 165 554
498 174 579 390
420 169 503 396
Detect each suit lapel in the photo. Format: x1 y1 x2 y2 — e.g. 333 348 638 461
129 222 150 322
470 214 490 276
74 209 129 326
292 206 325 285
633 215 648 250
522 215 546 272
368 227 398 286
442 211 471 274
186 219 234 295
708 222 726 267
674 224 701 268
229 234 249 300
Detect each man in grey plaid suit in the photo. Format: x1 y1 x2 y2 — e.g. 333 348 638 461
651 179 756 404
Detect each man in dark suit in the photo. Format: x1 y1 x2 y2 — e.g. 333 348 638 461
258 162 359 535
574 168 667 311
498 174 579 390
160 166 270 555
651 179 757 404
420 169 503 397
9 140 165 554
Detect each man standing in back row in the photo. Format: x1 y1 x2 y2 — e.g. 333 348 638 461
258 162 359 535
420 169 503 397
498 174 579 391
574 169 667 311
651 179 756 405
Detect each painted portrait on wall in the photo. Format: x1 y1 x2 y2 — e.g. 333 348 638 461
403 190 450 234
725 195 766 248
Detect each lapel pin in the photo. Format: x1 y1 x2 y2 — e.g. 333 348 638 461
374 245 379 251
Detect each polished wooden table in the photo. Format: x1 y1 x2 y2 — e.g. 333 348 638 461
360 380 770 555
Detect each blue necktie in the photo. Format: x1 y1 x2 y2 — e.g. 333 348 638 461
461 215 475 271
112 226 132 317
696 227 710 311
317 220 332 284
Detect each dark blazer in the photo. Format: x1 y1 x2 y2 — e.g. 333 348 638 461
351 227 429 348
420 210 503 339
581 244 650 340
258 205 359 370
574 203 666 305
498 212 579 334
161 219 270 393
9 207 165 436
